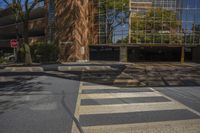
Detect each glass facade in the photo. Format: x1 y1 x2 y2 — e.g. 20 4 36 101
89 0 200 45
89 0 129 44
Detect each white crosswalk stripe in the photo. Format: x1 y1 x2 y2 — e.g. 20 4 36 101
79 102 186 115
80 92 162 99
72 82 200 133
81 85 119 90
83 119 200 133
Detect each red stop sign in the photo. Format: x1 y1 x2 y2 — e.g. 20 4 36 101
10 39 18 48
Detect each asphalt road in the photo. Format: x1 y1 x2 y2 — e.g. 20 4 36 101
155 86 200 113
74 63 200 133
1 63 200 133
0 72 80 133
74 81 200 132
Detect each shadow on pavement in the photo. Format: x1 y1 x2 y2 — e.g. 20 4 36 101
1 64 200 88
1 63 200 115
0 76 49 114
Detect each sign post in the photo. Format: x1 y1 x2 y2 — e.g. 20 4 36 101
10 39 18 61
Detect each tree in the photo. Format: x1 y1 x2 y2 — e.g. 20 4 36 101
2 0 44 65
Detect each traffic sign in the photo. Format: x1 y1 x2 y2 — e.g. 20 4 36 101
10 39 18 48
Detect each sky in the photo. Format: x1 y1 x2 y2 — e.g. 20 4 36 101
0 0 41 9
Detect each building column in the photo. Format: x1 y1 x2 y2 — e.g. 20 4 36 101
128 0 131 44
181 46 185 64
120 46 128 62
47 0 55 44
55 0 89 62
192 45 200 63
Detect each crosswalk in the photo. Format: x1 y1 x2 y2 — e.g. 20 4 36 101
72 83 200 133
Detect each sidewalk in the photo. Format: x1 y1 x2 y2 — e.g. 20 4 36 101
0 62 199 73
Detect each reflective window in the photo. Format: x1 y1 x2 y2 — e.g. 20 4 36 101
88 0 200 45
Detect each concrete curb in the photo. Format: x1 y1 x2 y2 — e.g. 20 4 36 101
4 67 44 72
1 65 124 72
58 66 116 71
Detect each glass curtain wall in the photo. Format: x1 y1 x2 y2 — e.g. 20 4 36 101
130 0 200 46
88 0 200 46
89 0 129 44
181 0 200 46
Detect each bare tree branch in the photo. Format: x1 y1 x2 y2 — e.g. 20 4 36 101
25 0 29 12
2 0 10 6
28 0 44 12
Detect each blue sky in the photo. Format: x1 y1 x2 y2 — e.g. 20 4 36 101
0 0 44 10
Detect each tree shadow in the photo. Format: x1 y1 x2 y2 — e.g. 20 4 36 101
0 75 49 114
1 63 200 115
1 63 200 88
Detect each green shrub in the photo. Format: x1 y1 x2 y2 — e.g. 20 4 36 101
31 42 58 63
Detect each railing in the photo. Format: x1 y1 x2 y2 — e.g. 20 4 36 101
0 7 45 26
0 17 45 29
0 17 45 40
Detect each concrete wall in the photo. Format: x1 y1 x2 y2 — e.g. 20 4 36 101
120 46 128 62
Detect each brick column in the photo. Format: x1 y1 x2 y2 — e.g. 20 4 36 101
120 46 128 62
55 0 90 62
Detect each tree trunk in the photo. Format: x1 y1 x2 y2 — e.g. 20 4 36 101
24 43 32 65
23 20 32 65
107 30 113 43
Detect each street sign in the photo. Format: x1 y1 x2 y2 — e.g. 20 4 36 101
10 39 18 48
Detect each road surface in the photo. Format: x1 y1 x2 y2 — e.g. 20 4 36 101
0 71 80 133
1 63 200 133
